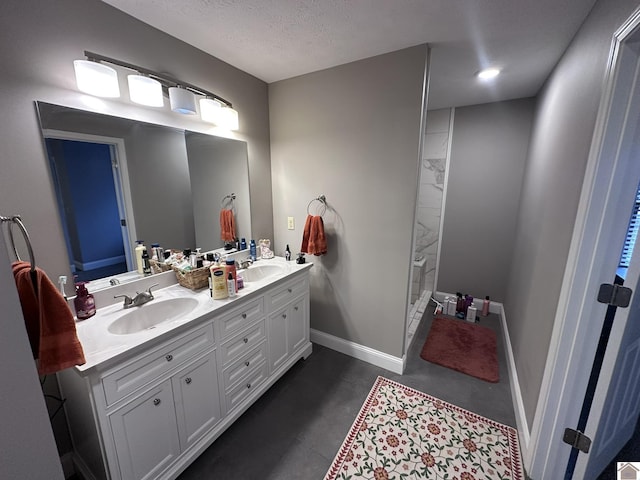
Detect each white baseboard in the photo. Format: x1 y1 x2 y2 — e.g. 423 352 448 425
435 291 530 451
497 303 530 452
310 329 405 374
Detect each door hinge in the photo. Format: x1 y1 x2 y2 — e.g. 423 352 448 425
563 428 592 453
597 283 632 308
120 219 126 227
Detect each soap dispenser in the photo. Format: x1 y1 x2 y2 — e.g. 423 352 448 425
74 282 96 320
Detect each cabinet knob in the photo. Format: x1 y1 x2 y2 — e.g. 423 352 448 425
288 288 292 293
242 313 247 319
245 361 250 367
243 338 248 344
246 383 251 389
282 314 287 319
153 398 161 406
165 354 173 362
185 377 192 384
294 306 299 311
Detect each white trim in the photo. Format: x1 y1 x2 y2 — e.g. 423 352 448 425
435 290 530 450
41 129 137 271
73 254 126 271
310 329 405 374
497 302 530 453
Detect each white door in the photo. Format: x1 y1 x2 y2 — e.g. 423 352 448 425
526 9 640 479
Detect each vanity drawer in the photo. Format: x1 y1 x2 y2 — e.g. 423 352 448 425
224 361 268 412
218 297 264 340
268 276 309 310
222 341 267 391
102 324 214 406
219 320 266 366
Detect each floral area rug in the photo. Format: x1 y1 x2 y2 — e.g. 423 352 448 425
324 377 524 480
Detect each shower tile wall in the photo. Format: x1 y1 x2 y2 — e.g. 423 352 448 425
415 108 452 294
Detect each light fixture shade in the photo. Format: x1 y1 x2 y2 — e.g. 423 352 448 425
169 86 197 114
127 75 163 107
219 106 239 131
73 60 120 97
477 68 501 80
199 97 223 124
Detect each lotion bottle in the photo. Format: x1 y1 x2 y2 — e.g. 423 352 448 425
135 240 145 274
210 263 227 299
227 272 236 297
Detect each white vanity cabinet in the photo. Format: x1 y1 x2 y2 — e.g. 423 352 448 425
58 267 311 480
267 276 310 373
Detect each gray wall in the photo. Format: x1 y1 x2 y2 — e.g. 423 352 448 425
439 99 535 302
0 0 271 463
269 46 428 358
0 234 64 479
0 0 272 292
505 0 640 426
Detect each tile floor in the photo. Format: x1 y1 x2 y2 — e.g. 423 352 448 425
176 308 518 479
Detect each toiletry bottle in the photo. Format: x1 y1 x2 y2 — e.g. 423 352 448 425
74 282 96 320
482 296 491 316
227 272 236 298
240 238 247 251
135 240 145 274
225 258 237 290
455 292 464 313
210 263 228 299
249 239 257 261
285 244 291 261
142 247 151 276
466 304 477 322
236 274 244 290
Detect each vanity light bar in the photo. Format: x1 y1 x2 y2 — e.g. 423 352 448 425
75 51 238 129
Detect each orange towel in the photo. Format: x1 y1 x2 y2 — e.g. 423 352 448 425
301 215 327 256
220 209 236 242
12 261 85 375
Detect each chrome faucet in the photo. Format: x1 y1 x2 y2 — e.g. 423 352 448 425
114 284 158 309
237 257 253 269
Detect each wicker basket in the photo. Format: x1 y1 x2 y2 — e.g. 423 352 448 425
149 259 173 274
173 265 210 290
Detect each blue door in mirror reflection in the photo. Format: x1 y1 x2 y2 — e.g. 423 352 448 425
45 138 128 281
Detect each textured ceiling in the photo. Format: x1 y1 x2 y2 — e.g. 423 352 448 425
101 0 598 109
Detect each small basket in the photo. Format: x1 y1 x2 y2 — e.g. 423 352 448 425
173 265 210 290
149 259 172 274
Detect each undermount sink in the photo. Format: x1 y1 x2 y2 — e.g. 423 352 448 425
239 263 286 282
108 297 199 335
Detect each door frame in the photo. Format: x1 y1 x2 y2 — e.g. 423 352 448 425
42 129 137 272
526 8 640 478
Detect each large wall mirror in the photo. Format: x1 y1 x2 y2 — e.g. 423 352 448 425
36 101 251 287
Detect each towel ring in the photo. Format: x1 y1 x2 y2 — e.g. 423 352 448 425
307 195 327 216
221 193 236 210
1 215 36 272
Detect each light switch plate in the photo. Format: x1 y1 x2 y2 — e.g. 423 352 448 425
287 216 295 230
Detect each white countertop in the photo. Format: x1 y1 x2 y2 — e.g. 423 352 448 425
73 257 313 374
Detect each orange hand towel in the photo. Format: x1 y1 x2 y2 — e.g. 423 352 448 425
301 215 327 256
220 209 236 242
12 261 85 375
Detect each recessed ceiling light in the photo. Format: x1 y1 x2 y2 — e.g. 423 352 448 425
477 68 501 80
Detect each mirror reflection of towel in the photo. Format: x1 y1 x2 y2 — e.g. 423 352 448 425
220 209 236 242
301 215 327 256
12 261 85 375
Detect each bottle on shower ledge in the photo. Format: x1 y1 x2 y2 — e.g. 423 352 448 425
482 296 491 316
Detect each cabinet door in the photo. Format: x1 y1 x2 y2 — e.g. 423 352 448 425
288 296 308 353
173 350 222 449
109 380 180 480
268 305 289 373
